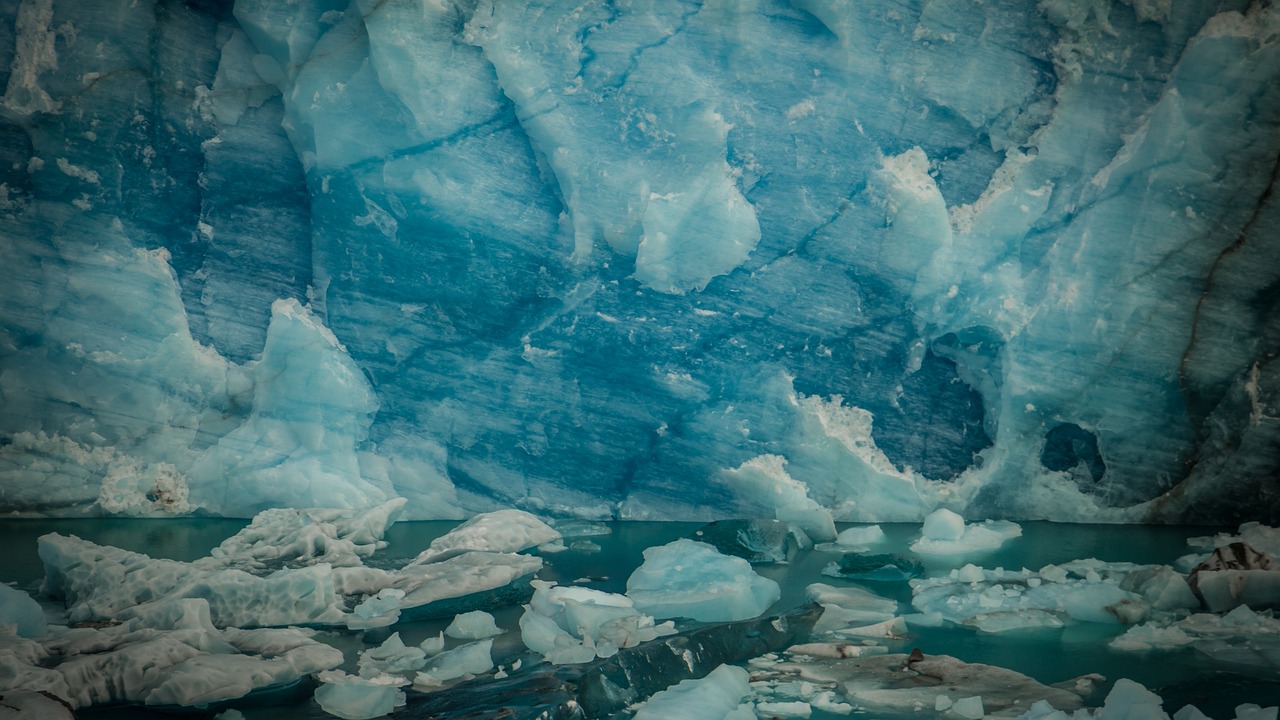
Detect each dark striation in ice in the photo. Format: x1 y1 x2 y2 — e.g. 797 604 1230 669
687 519 799 564
825 553 924 582
0 0 1277 524
388 603 823 719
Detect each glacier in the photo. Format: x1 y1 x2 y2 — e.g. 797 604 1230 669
0 0 1278 523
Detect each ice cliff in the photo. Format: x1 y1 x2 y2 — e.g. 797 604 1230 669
0 0 1277 523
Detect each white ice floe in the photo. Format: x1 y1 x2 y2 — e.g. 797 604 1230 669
806 583 900 636
406 509 560 564
203 499 407 572
626 539 781 622
414 638 494 686
445 610 504 639
909 509 1022 559
0 598 341 710
518 580 675 664
314 670 407 720
910 559 1200 632
631 664 753 720
356 633 426 678
39 506 546 633
814 525 887 553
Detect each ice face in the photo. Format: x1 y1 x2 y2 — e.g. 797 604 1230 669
0 0 1278 524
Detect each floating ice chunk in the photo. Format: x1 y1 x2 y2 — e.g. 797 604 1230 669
40 534 347 627
348 588 404 630
1172 707 1212 720
910 510 1022 559
836 525 887 547
416 639 493 685
12 598 342 710
807 583 899 634
807 582 898 635
315 670 407 720
395 551 542 616
357 633 426 678
445 610 504 639
527 580 633 627
1188 543 1280 612
1097 678 1165 720
631 664 751 720
832 616 907 639
1120 566 1200 611
922 508 966 541
0 583 47 638
691 519 797 564
203 499 407 573
519 604 578 656
627 539 781 622
550 520 612 538
519 581 674 662
1188 523 1280 560
806 583 899 615
419 632 445 657
408 510 559 564
1062 585 1150 624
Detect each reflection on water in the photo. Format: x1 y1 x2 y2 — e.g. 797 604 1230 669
2 517 1267 720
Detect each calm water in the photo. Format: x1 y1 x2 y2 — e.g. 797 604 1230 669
4 518 1275 719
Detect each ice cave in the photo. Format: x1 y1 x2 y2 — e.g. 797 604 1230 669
1 0 1279 717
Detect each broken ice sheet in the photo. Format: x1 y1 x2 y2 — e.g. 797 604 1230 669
0 598 341 711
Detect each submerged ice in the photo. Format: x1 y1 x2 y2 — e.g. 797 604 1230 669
0 0 1277 524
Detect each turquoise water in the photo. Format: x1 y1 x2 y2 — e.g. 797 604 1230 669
4 519 1276 719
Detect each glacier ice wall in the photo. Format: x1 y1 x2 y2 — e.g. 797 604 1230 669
0 0 1277 523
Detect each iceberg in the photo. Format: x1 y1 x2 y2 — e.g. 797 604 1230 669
626 539 782 622
0 0 1275 525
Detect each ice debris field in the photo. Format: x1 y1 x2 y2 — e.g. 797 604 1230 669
3 505 1280 719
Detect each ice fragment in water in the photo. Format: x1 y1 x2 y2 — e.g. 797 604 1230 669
314 670 407 720
626 539 781 622
690 519 797 563
630 664 752 720
444 610 504 639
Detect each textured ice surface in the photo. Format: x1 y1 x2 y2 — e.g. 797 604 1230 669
407 510 559 564
0 0 1277 524
630 664 752 720
519 580 675 663
38 505 543 630
0 583 46 638
0 598 341 710
315 670 407 720
626 539 782 622
909 558 1201 632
